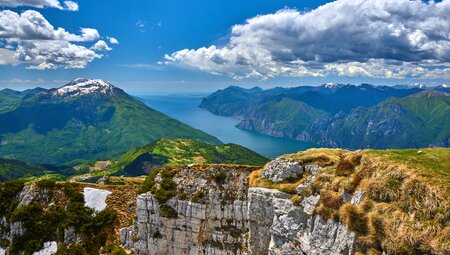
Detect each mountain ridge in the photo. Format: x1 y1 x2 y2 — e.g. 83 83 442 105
201 84 450 149
0 79 220 164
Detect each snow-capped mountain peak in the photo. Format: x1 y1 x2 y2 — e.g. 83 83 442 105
439 84 450 88
50 78 119 98
323 83 344 89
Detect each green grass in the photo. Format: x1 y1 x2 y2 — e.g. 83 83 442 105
367 148 450 193
0 158 77 182
92 138 268 177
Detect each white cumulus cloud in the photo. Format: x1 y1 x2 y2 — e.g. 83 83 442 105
166 0 450 80
0 0 79 11
108 37 119 44
0 10 99 41
16 40 101 70
91 40 112 51
0 10 109 70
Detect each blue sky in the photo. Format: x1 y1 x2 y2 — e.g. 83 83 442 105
1 0 450 93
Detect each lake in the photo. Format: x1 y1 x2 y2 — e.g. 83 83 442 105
139 94 319 158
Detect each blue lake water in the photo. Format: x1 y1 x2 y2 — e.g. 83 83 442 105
139 94 319 158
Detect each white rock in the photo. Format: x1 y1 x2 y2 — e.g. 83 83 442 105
83 187 112 212
301 195 320 215
351 191 365 205
260 158 304 183
32 241 57 255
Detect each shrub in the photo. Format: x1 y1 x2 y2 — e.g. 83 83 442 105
191 190 206 203
152 186 176 203
177 188 188 200
141 167 177 203
159 205 178 218
55 244 88 255
139 168 161 194
0 180 25 217
104 244 127 255
214 171 227 184
36 179 57 189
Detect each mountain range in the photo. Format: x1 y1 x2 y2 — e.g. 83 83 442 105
201 84 450 149
0 79 220 165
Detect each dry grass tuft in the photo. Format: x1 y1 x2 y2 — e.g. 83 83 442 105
336 158 356 176
252 148 450 255
286 148 345 167
340 203 368 235
316 190 342 220
290 194 302 206
336 153 362 177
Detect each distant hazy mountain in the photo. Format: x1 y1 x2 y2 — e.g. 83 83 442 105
435 84 450 93
392 83 427 90
0 79 220 164
201 84 450 149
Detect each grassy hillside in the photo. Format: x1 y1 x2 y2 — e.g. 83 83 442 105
251 148 450 254
0 88 47 114
0 83 220 165
0 158 75 181
104 138 268 177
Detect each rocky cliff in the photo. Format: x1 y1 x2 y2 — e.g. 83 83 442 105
122 148 450 255
121 161 360 255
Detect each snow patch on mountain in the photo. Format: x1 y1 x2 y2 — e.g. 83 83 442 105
50 78 118 97
323 83 344 89
83 187 112 212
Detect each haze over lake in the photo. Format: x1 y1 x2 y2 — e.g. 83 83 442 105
140 94 319 158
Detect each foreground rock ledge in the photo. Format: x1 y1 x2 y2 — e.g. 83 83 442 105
120 163 358 255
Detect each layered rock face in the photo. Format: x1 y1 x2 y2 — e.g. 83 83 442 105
121 161 358 255
121 165 252 255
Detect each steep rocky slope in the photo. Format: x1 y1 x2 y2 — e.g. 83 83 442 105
121 148 450 255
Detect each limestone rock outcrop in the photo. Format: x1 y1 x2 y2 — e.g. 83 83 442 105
121 161 358 255
260 158 303 183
